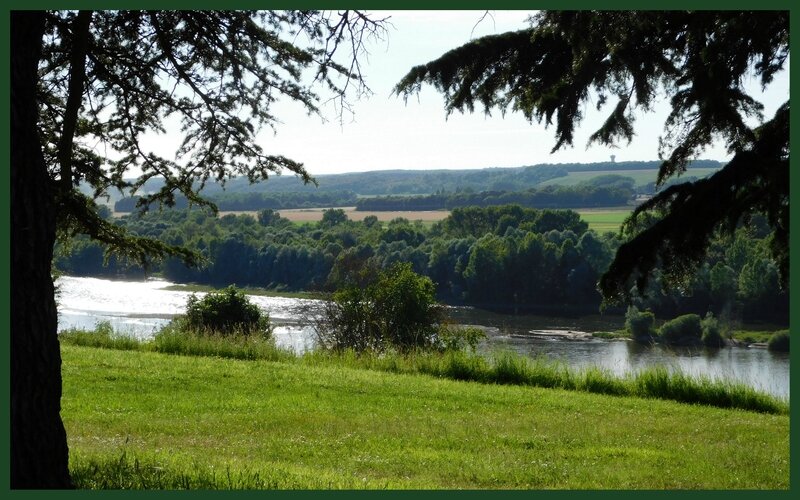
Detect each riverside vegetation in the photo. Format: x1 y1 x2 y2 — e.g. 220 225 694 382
57 282 788 489
56 204 789 326
57 177 790 489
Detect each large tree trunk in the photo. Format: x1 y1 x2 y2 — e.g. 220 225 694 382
11 11 73 488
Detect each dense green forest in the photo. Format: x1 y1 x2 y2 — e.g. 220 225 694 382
56 204 787 324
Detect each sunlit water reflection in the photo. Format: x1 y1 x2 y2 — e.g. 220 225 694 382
56 276 320 353
56 276 789 399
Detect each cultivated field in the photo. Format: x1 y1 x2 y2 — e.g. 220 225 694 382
219 206 632 232
221 207 452 223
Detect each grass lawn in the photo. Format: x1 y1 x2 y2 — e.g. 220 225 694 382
62 345 789 489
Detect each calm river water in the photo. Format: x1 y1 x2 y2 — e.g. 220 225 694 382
56 276 790 399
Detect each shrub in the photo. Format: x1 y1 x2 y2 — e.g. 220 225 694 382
435 325 486 353
183 286 271 337
701 312 725 347
315 262 445 352
767 331 789 352
659 314 702 345
372 263 444 349
625 306 655 343
315 286 383 352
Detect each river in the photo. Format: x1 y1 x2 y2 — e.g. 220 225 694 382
56 276 790 399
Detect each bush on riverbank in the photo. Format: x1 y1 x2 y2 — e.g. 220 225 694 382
659 314 702 345
625 306 656 342
315 263 446 352
183 286 272 337
701 313 725 347
767 330 790 352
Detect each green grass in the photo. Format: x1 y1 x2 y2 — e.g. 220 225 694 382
731 329 788 345
62 344 789 489
312 349 787 414
577 209 631 233
590 330 630 340
150 325 295 362
60 325 787 415
60 321 295 362
59 322 141 351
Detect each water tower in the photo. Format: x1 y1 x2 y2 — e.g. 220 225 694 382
610 154 616 163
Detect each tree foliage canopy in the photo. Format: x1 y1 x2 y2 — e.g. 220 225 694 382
41 10 386 267
394 10 789 303
11 9 388 487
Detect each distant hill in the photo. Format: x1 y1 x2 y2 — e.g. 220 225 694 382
124 163 572 196
98 159 723 212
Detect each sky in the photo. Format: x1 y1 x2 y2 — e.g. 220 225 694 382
143 10 790 177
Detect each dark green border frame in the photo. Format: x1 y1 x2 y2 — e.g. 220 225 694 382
1 1 794 497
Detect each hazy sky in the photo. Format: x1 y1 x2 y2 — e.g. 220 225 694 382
143 10 790 177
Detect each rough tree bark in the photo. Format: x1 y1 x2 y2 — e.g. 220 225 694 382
11 11 73 488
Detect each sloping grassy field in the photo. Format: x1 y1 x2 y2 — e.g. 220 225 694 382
539 168 720 187
576 209 630 233
62 345 789 489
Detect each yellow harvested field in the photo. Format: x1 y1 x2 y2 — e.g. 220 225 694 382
219 207 451 223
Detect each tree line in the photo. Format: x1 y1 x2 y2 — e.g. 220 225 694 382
355 183 632 211
56 205 788 324
115 190 359 213
354 173 719 212
114 171 712 215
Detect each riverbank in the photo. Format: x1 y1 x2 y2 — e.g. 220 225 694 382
160 282 789 341
60 325 788 414
56 276 790 399
62 344 789 489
